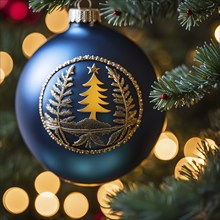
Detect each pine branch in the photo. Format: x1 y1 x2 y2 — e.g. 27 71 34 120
178 0 220 30
150 40 220 111
29 0 77 12
109 142 220 220
100 0 178 26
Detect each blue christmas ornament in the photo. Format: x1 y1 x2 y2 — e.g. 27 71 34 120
16 5 164 184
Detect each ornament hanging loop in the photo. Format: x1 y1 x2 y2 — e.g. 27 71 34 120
74 0 92 9
69 0 101 24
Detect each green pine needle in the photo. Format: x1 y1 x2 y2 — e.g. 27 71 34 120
29 0 77 12
29 0 220 30
178 0 220 30
100 0 219 29
100 0 178 26
150 41 220 111
108 142 220 220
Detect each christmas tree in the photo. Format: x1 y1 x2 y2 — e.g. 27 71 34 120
78 64 110 120
0 0 220 219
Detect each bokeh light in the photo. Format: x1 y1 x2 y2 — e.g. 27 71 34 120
174 157 205 180
160 131 178 146
64 192 89 219
184 137 203 158
35 192 60 217
97 179 124 208
0 68 5 84
154 131 179 161
0 0 9 10
35 171 61 194
3 187 29 214
162 117 168 132
214 25 220 43
22 32 47 58
45 8 69 33
100 206 122 220
8 1 28 21
205 138 217 149
0 51 13 76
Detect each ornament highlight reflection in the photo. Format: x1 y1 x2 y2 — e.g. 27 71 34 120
35 192 60 217
34 171 61 194
3 187 29 214
63 192 89 219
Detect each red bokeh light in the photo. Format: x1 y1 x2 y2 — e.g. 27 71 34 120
0 0 9 10
8 1 28 21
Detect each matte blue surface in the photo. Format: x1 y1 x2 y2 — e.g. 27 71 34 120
16 22 165 184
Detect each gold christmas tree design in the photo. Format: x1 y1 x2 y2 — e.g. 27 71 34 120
78 63 110 120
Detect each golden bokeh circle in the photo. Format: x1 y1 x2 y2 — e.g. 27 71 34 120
0 68 5 84
97 179 124 208
45 9 69 33
22 32 47 58
0 51 13 76
64 192 89 219
183 137 203 158
35 192 60 217
3 187 29 214
34 171 61 194
154 138 179 160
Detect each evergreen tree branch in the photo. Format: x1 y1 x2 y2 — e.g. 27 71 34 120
29 0 77 12
109 142 220 220
150 40 220 111
100 0 178 26
100 0 219 29
178 0 220 30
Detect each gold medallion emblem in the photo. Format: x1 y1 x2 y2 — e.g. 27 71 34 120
39 55 143 154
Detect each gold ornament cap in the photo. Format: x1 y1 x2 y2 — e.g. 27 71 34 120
69 0 101 24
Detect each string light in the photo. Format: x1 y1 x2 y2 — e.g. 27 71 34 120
2 187 29 214
35 192 60 217
0 68 5 84
174 157 205 180
63 192 89 219
154 131 179 161
97 179 124 208
0 51 13 76
45 8 69 33
34 171 61 194
22 32 47 58
214 25 220 43
183 137 203 158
